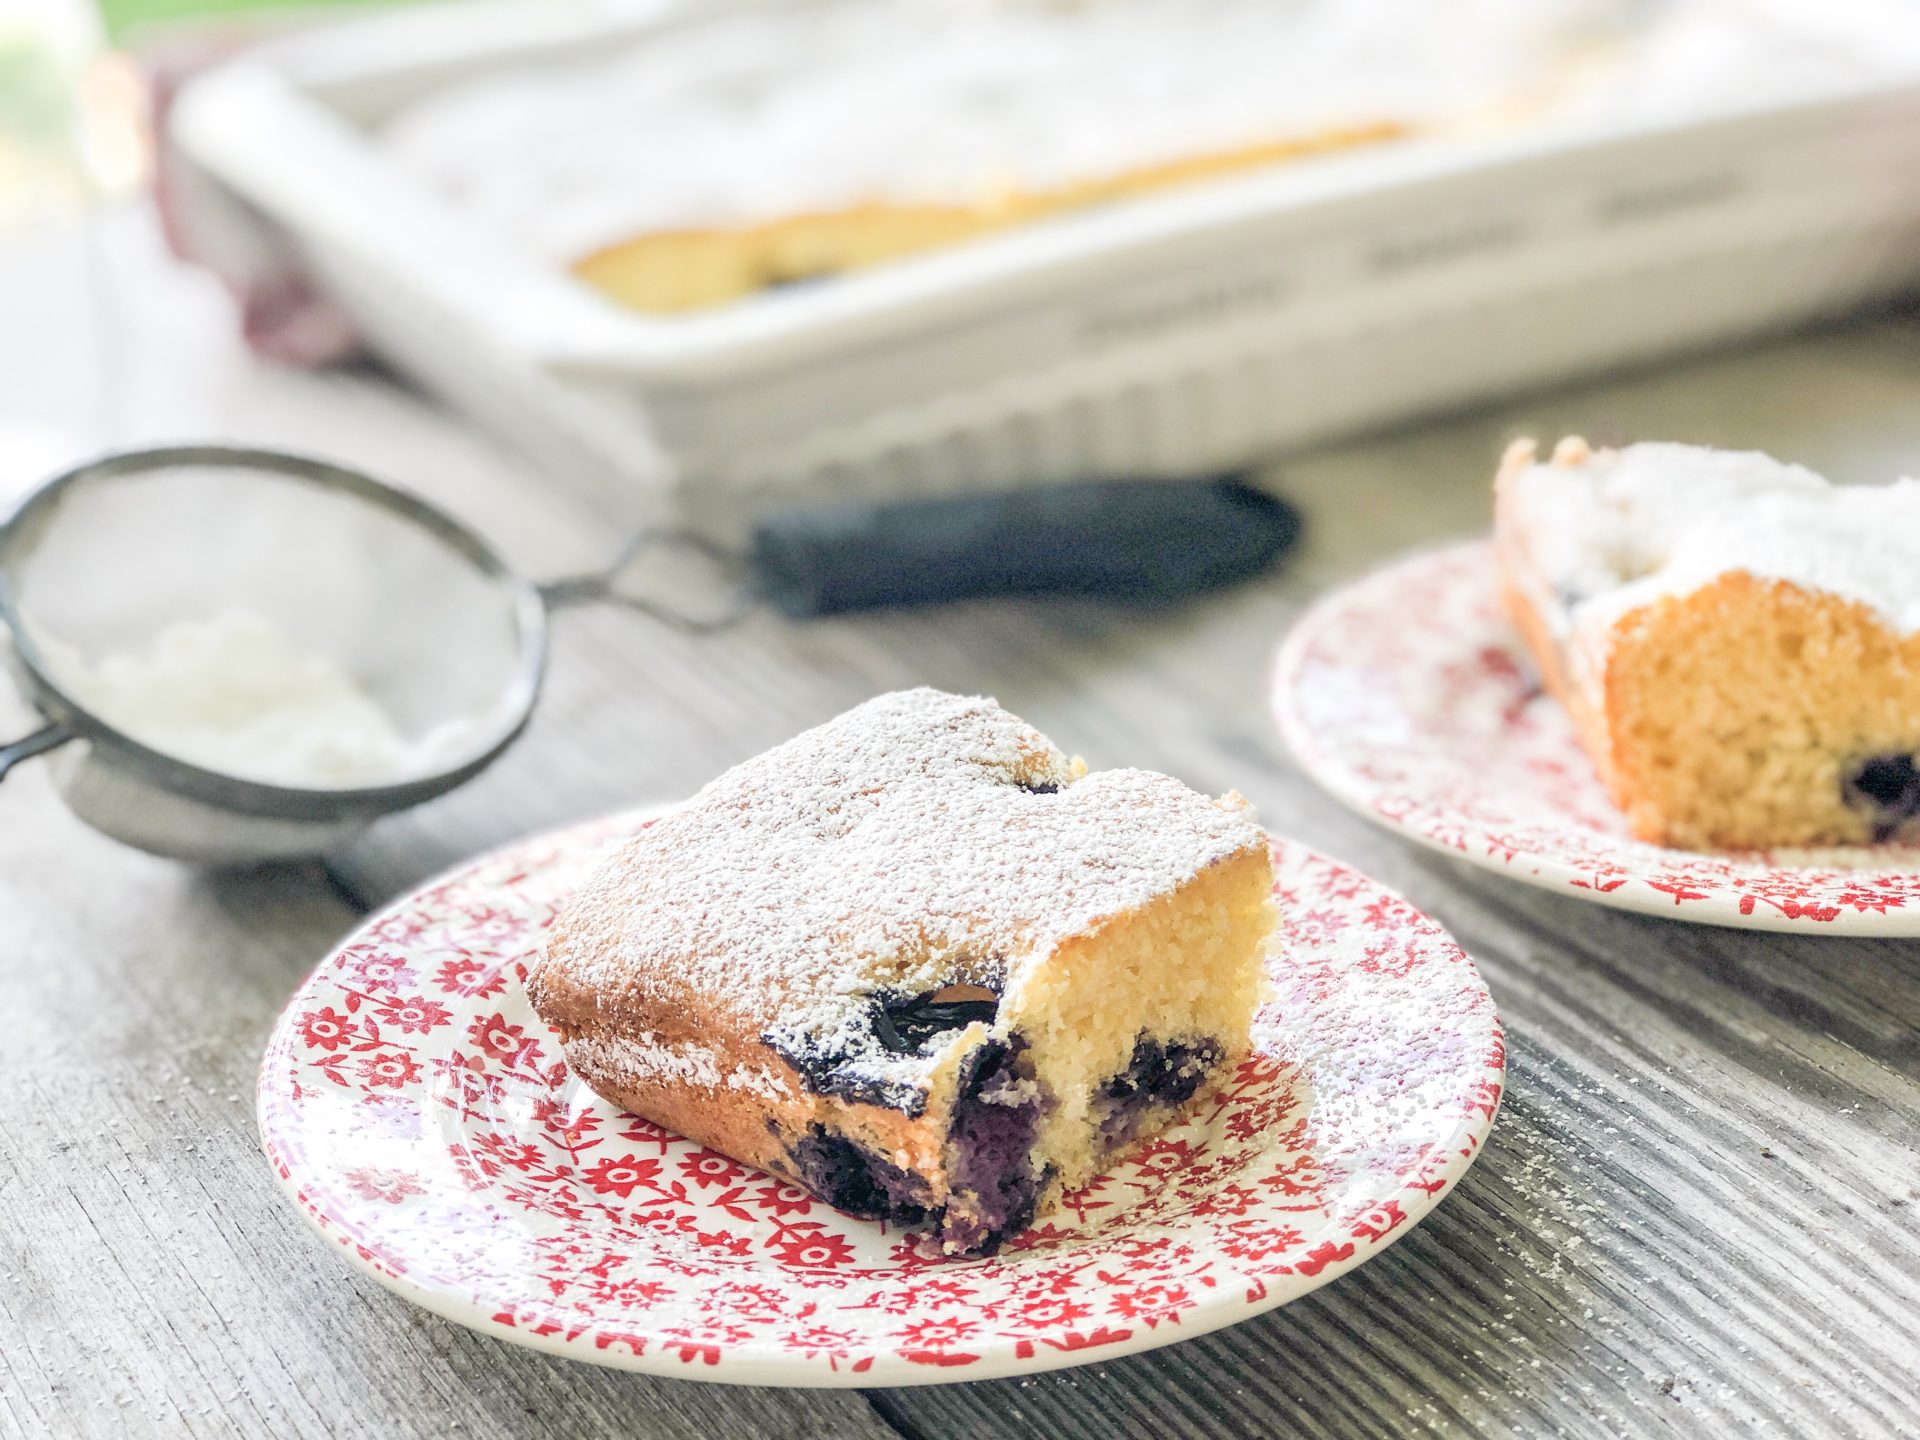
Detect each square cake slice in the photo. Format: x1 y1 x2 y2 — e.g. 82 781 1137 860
1496 436 1920 849
528 688 1275 1256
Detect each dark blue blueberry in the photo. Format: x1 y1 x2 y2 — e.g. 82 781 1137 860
779 1035 1051 1257
871 989 1001 1055
1844 754 1920 842
1093 1034 1225 1146
765 983 1001 1113
939 1037 1048 1256
761 1030 929 1114
786 1127 931 1223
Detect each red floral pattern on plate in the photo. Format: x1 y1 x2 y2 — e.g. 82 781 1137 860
1274 541 1920 934
259 810 1503 1385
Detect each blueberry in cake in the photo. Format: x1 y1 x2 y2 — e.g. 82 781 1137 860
527 689 1274 1256
1496 436 1920 849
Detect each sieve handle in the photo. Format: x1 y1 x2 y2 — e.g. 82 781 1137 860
0 721 74 783
750 475 1301 617
537 529 754 633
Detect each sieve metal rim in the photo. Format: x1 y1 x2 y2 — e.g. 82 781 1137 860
0 444 549 824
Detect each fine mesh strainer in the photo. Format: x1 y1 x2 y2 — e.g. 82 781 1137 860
0 446 548 864
0 443 1299 864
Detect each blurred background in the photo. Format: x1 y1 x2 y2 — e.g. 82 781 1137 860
10 0 1920 511
4 0 1920 863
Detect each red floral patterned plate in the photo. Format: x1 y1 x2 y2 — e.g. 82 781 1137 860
1275 541 1920 934
259 808 1503 1386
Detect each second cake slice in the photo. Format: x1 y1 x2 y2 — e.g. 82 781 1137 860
1496 437 1920 849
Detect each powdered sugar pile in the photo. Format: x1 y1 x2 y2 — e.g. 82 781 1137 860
37 610 477 789
540 688 1263 1084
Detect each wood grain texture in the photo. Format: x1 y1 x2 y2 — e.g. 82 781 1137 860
0 689 900 1440
4 208 1920 1439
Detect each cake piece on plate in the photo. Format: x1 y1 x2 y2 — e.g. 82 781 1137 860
1496 436 1920 849
528 688 1275 1256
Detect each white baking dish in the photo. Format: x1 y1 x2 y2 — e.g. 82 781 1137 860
171 0 1920 530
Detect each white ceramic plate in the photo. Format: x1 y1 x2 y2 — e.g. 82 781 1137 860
1274 540 1920 934
259 809 1504 1386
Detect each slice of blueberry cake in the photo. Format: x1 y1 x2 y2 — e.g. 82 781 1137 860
528 688 1275 1256
1497 436 1920 849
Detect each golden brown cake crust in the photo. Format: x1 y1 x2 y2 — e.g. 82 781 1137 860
571 123 1402 312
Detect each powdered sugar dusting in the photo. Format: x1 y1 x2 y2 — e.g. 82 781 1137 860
567 1032 790 1102
539 689 1264 1069
1501 440 1920 644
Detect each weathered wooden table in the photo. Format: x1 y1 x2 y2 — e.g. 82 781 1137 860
4 208 1918 1440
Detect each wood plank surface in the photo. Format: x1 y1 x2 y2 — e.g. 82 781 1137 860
0 662 898 1439
3 208 1918 1438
